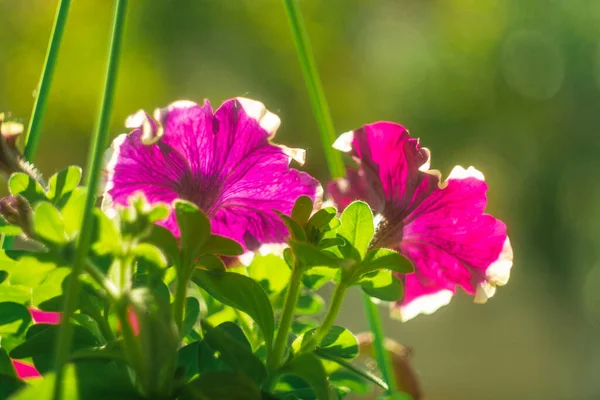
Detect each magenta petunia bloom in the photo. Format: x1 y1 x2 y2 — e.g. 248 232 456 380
102 98 320 252
328 122 513 321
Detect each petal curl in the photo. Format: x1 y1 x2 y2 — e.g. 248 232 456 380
395 166 512 318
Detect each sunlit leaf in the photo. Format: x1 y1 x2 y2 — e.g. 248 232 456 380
338 201 374 260
202 321 267 384
192 270 274 349
47 166 82 202
33 202 68 245
292 195 313 226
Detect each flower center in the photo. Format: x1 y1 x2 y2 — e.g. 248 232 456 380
370 214 404 250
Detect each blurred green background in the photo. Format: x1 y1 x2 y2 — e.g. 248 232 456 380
1 0 598 399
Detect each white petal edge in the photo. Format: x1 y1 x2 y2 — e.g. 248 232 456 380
438 165 485 189
239 242 288 266
279 145 306 166
100 133 128 217
474 237 514 304
237 97 281 138
418 147 431 172
391 289 454 322
332 131 354 152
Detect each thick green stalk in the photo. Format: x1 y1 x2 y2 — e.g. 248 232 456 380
24 0 72 161
300 283 347 353
173 270 192 335
52 1 128 398
269 264 303 370
282 0 345 178
362 295 398 394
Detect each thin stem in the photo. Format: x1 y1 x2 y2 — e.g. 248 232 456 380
283 0 402 394
24 0 72 161
362 294 398 394
52 1 128 398
282 0 345 179
300 283 347 353
269 264 303 370
1 0 71 252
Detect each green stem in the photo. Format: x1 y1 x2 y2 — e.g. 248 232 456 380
300 283 347 353
283 0 401 393
24 0 72 161
173 270 192 336
52 1 128 398
269 264 303 370
282 0 345 179
1 0 71 252
362 294 398 394
85 260 119 301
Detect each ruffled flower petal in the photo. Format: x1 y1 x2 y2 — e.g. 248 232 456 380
329 123 513 321
103 98 320 250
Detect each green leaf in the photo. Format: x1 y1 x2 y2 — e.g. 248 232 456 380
91 209 121 256
361 248 413 276
302 267 339 290
203 322 267 384
182 297 200 338
2 252 58 289
0 285 29 304
61 187 87 238
32 267 70 307
132 243 167 269
47 166 82 201
0 348 17 378
296 292 325 315
0 219 22 236
192 270 274 349
10 324 101 360
306 207 338 242
294 326 358 360
145 224 179 266
360 270 404 302
11 365 78 400
281 353 333 400
338 201 374 260
184 371 261 400
289 240 341 268
0 302 32 337
278 212 307 241
248 254 291 294
196 254 226 273
292 196 314 226
175 200 211 266
33 202 68 245
8 173 46 204
201 234 244 256
0 374 25 399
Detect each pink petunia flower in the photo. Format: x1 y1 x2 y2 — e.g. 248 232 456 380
102 98 321 251
328 122 513 321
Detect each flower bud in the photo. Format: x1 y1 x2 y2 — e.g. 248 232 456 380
0 195 33 237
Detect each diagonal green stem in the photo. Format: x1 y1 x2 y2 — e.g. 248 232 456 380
52 1 128 398
2 0 71 252
24 0 72 161
282 0 345 179
269 263 303 370
362 294 398 394
282 0 401 394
